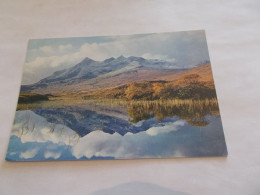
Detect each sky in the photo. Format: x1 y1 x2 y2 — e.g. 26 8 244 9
22 30 210 85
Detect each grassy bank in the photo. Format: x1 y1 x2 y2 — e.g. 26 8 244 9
16 98 220 127
18 92 49 104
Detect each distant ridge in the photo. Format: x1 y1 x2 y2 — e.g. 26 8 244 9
21 56 210 94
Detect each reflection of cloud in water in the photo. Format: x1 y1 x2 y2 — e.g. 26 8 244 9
72 122 186 159
12 110 79 146
44 151 61 159
73 114 227 159
20 148 39 159
146 120 185 136
10 110 187 159
7 110 227 161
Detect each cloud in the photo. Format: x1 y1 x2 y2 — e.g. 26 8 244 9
22 41 123 84
58 44 72 52
22 54 82 84
44 151 61 159
141 53 175 62
146 120 185 136
77 41 128 61
12 108 224 160
22 30 209 84
39 46 54 54
12 110 79 146
72 119 186 159
12 110 188 160
72 131 122 159
20 148 39 159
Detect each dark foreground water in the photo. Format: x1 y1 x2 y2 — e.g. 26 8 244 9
6 101 227 161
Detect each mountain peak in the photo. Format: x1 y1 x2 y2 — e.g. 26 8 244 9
104 57 115 63
81 57 95 64
127 56 145 62
117 55 126 60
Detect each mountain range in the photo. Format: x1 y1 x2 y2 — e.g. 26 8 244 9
21 56 213 95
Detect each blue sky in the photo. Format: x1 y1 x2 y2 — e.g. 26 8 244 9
22 30 210 85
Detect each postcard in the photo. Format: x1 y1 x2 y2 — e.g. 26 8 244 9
6 30 227 161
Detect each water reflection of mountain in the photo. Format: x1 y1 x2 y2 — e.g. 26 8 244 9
32 106 182 137
31 99 220 137
6 110 227 161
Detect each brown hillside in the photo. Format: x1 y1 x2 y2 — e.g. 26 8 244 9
159 63 214 83
72 69 181 92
